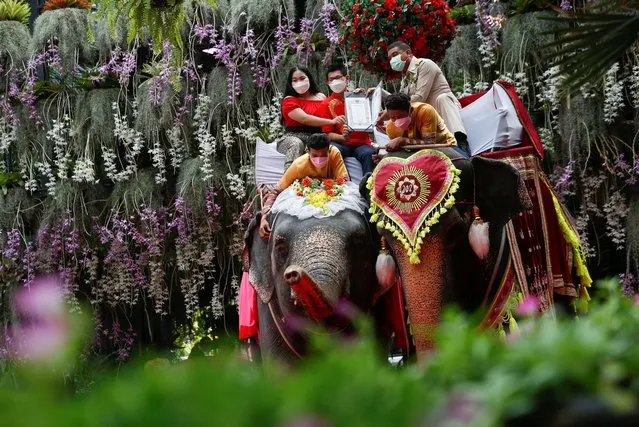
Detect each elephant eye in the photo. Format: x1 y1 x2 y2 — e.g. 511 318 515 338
274 237 289 262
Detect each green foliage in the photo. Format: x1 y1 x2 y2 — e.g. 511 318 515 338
628 194 639 277
505 0 554 15
74 88 122 148
0 187 36 231
94 0 217 54
2 281 639 425
184 0 228 25
177 157 226 216
88 12 130 61
557 95 606 164
33 68 120 98
442 24 482 85
449 4 475 26
229 0 295 27
0 19 31 69
31 8 95 72
134 78 177 141
0 0 30 25
500 11 559 72
542 9 639 93
109 168 162 215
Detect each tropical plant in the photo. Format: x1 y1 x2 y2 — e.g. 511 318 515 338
94 0 217 52
0 0 30 25
340 0 457 75
42 0 90 11
449 4 475 26
543 0 639 92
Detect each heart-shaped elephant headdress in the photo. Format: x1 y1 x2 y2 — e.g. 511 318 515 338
367 149 461 264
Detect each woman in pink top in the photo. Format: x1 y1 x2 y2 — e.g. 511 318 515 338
277 67 346 169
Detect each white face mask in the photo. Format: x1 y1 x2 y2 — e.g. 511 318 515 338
292 79 310 95
328 78 347 94
390 55 406 72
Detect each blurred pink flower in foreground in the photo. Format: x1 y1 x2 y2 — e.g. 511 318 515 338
14 275 64 319
635 295 639 306
283 415 331 427
10 275 68 361
516 295 540 317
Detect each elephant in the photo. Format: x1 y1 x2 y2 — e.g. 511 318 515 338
360 147 531 361
244 185 380 363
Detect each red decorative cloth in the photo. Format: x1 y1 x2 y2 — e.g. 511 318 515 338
238 272 259 340
378 277 411 352
368 149 460 263
482 146 583 309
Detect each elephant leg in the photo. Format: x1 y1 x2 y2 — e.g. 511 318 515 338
386 232 446 362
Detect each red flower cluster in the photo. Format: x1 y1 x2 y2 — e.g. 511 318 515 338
340 0 456 76
42 0 90 11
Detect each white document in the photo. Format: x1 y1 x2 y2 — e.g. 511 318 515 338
345 96 373 131
344 82 383 132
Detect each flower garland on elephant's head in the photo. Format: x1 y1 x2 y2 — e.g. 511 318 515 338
272 178 367 220
292 177 346 215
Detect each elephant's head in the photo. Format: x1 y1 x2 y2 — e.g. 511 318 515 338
362 147 530 360
244 189 378 361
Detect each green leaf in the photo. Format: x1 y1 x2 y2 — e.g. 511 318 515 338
540 11 639 93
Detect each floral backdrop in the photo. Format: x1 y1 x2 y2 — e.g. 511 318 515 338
0 0 637 361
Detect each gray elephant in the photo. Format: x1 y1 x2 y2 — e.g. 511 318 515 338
361 147 531 361
244 185 381 363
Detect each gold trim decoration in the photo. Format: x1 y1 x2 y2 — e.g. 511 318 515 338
367 149 461 264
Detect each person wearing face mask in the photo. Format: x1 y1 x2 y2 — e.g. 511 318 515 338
373 41 469 155
259 133 349 238
320 63 376 175
277 67 346 170
382 93 459 154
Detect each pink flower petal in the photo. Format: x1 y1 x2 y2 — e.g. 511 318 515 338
516 295 540 317
12 322 68 361
14 275 64 320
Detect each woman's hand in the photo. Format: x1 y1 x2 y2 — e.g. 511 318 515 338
259 215 271 239
341 126 351 141
332 115 346 125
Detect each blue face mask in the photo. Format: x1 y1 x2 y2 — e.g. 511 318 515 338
390 55 406 72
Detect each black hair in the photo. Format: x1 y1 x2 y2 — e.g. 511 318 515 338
385 93 411 112
325 63 347 80
388 41 411 52
283 66 321 98
305 133 330 150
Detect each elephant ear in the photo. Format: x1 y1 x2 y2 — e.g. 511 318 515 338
471 156 529 225
244 212 274 303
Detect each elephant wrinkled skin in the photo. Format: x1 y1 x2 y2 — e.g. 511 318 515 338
245 208 379 363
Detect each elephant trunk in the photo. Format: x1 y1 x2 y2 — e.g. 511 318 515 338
387 232 445 361
285 265 334 319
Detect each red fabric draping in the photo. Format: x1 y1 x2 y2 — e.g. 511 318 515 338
379 277 411 352
239 271 259 340
481 147 580 309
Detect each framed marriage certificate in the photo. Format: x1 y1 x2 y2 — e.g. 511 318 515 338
344 83 383 132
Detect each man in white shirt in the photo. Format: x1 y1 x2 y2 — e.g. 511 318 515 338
377 41 469 154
